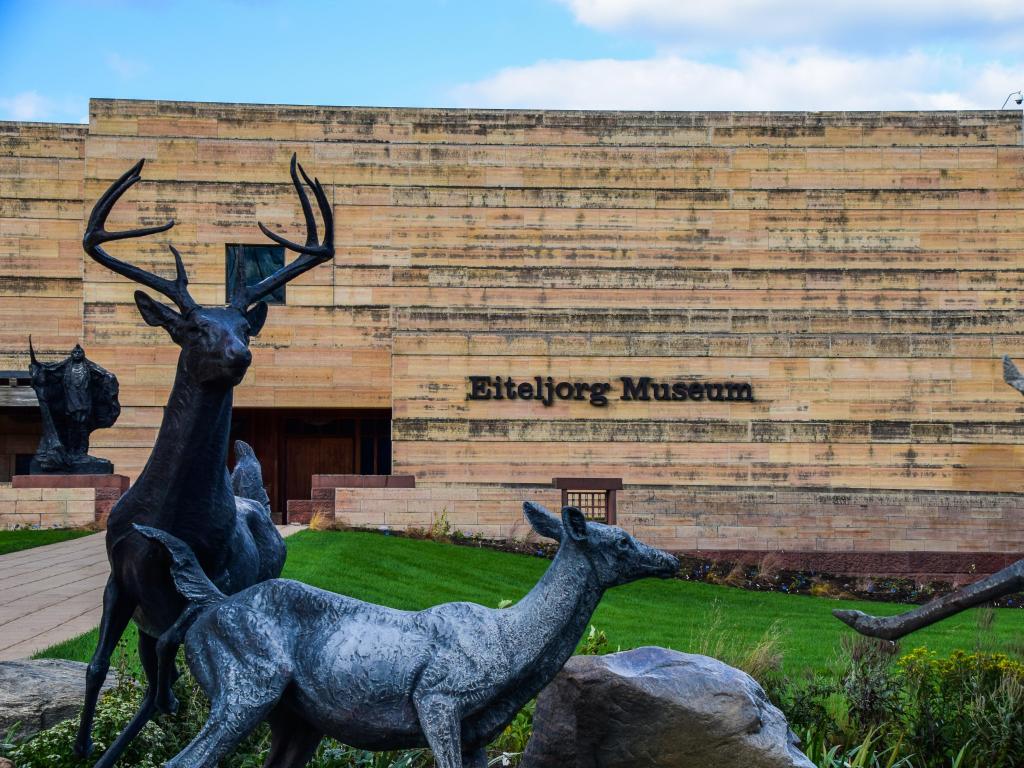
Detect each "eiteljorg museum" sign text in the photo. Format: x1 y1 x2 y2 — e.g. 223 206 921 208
467 376 754 407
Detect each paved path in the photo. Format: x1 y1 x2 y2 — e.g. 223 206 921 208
0 525 305 661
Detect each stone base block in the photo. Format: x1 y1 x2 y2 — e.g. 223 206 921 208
286 499 333 525
8 474 129 527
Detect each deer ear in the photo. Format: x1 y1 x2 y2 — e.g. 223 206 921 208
134 291 182 332
523 501 562 542
561 506 589 543
245 301 268 336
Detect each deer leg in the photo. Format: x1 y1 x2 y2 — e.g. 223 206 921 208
168 628 293 768
154 604 201 715
166 691 283 768
262 707 323 768
74 576 135 758
91 632 160 768
834 559 1024 640
462 746 488 768
415 694 464 768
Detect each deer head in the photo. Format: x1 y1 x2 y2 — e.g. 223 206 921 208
83 155 333 387
524 501 679 587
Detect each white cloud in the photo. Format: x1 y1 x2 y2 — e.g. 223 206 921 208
0 91 88 123
0 91 54 121
105 52 149 79
556 0 1024 49
451 50 1023 111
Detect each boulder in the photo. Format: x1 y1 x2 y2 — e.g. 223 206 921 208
0 659 113 740
522 647 814 768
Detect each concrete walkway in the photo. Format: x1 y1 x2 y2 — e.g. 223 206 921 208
0 525 305 661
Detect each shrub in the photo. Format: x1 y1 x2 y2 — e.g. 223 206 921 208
896 648 1024 767
841 637 900 732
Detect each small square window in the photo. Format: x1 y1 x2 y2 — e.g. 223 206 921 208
566 490 610 523
226 244 286 305
554 477 622 525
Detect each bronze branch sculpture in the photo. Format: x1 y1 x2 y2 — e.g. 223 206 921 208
74 155 334 768
834 355 1024 641
135 502 679 768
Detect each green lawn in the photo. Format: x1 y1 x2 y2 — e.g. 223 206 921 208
0 528 93 555
37 529 1024 675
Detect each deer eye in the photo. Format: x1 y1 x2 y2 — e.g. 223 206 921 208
616 537 631 552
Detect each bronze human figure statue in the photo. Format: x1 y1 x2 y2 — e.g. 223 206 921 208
73 155 334 768
135 502 679 768
28 339 120 474
835 355 1024 641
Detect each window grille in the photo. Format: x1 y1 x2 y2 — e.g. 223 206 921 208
565 490 610 523
553 478 622 525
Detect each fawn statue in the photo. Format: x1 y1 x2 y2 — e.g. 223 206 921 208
134 501 679 768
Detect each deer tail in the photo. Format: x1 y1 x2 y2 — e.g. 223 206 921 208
133 524 225 608
231 439 271 513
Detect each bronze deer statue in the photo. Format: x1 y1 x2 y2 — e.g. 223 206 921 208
835 355 1024 642
73 155 334 768
134 502 679 768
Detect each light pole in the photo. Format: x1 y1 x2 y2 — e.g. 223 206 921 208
1003 91 1024 145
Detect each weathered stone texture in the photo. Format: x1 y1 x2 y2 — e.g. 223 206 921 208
0 482 103 528
0 659 115 738
523 647 813 768
0 122 87 369
3 102 1024 556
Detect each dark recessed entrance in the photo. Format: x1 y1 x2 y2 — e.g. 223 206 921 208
230 408 392 522
0 406 41 482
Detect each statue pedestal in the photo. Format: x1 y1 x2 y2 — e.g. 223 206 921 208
29 455 114 475
11 474 129 528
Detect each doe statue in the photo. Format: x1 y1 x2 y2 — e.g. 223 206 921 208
834 354 1024 641
28 339 120 474
135 501 679 768
73 155 334 768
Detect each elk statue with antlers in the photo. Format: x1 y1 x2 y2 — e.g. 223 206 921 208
73 155 334 768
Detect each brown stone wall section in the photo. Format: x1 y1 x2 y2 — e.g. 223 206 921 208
330 481 1023 578
287 474 417 524
690 549 1021 582
333 484 562 540
617 485 1024 556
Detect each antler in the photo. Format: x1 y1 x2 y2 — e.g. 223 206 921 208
230 154 334 309
83 160 195 314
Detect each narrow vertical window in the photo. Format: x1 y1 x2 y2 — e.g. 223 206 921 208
226 245 286 305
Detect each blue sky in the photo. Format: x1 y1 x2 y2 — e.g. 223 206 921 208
1 0 1023 121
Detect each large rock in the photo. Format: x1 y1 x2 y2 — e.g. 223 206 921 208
0 659 113 740
522 647 814 768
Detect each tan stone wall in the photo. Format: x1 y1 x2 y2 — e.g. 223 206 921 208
616 486 1024 554
81 100 393 477
0 484 96 528
0 122 86 368
334 484 562 541
386 109 1024 495
329 482 1022 560
3 101 1024 556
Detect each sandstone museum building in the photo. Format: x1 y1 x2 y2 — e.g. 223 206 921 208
2 99 1023 577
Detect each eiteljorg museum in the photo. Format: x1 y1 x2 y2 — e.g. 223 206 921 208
3 98 1024 580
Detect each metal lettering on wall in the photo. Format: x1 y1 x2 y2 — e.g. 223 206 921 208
467 375 755 407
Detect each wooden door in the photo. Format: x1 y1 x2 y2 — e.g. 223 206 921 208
284 434 355 512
